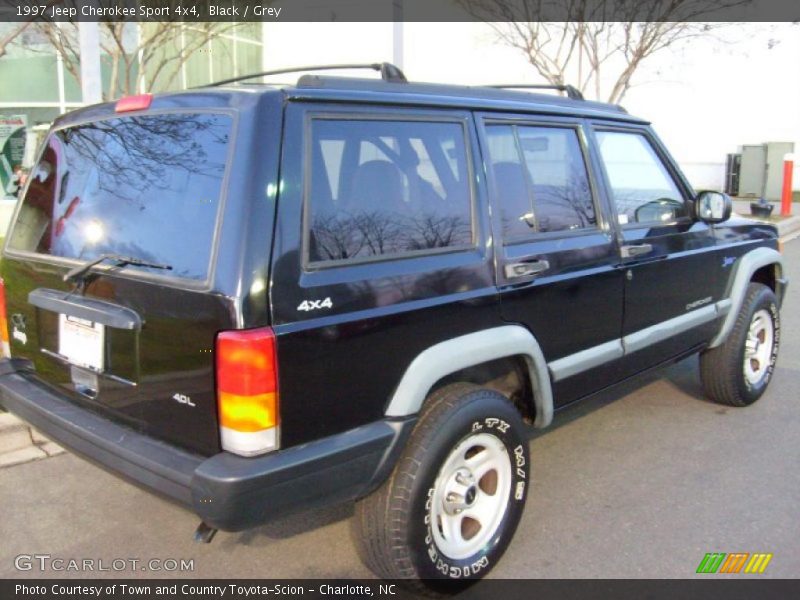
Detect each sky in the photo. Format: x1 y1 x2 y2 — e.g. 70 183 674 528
261 21 800 191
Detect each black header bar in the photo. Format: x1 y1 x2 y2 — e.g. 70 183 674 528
0 0 799 23
3 579 800 600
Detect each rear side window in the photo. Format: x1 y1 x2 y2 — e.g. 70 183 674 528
595 130 687 225
307 118 474 265
7 113 232 281
485 124 596 239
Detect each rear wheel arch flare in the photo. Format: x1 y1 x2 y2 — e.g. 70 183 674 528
384 325 554 429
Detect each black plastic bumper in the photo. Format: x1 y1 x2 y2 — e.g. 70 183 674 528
0 360 414 532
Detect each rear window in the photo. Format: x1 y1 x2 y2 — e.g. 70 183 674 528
7 112 232 281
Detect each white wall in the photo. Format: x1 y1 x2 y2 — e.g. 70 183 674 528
620 23 799 192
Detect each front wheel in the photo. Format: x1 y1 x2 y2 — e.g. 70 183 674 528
700 282 781 407
352 383 529 592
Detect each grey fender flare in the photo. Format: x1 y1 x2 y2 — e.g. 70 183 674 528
384 325 553 428
709 246 785 348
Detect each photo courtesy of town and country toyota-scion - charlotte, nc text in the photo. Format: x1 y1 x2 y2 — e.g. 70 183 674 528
16 3 283 19
13 584 395 597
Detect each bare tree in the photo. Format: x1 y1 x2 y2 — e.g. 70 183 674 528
0 22 33 59
311 210 471 262
457 0 749 103
31 20 240 101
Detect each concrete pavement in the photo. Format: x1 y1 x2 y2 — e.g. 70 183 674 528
0 412 63 468
1 239 798 580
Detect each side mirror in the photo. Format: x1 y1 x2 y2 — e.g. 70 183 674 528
695 190 732 224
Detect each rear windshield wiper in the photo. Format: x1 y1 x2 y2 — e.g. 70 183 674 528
63 253 173 283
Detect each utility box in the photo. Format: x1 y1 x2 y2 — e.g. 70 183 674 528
738 144 766 197
737 141 795 200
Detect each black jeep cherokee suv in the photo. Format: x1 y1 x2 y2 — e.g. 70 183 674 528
0 64 787 587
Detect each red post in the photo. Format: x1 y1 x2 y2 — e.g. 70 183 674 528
781 154 794 216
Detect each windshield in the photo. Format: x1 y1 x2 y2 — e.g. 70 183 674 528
7 112 232 281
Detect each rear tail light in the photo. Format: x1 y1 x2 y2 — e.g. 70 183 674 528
115 94 152 113
0 278 10 358
216 328 279 456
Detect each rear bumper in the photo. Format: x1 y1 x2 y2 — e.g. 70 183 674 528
0 360 414 531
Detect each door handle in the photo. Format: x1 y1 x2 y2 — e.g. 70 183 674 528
505 259 550 279
620 243 653 259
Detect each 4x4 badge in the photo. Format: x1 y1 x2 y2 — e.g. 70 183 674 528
297 298 333 312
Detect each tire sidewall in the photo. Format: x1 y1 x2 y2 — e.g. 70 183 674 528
406 392 529 582
736 288 780 403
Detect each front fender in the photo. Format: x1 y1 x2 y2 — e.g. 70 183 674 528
709 246 785 348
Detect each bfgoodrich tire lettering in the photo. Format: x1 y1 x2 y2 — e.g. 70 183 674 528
352 383 529 592
700 282 780 407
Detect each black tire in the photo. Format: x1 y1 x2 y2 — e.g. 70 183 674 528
352 383 529 593
700 282 780 407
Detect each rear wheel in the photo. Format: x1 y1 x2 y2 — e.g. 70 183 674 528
352 383 529 592
700 282 780 407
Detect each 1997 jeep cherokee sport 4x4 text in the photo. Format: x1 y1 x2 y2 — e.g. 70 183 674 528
0 64 787 589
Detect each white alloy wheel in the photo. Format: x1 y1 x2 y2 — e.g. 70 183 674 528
429 432 513 560
743 308 774 386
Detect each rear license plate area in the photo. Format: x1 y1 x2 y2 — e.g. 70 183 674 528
58 314 105 371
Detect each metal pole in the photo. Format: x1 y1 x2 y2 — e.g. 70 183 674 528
78 22 103 103
54 23 66 114
392 1 403 69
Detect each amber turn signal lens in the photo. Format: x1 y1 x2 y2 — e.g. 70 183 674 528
0 278 10 358
218 391 277 432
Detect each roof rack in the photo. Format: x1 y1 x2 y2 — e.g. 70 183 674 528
487 84 584 101
206 62 407 88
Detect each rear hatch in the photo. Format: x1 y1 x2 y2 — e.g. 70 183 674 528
1 105 236 456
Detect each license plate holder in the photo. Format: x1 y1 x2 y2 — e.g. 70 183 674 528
58 314 105 371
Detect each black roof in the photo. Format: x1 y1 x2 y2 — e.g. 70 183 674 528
241 75 646 124
53 70 647 128
199 62 641 122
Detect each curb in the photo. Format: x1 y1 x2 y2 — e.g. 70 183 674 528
0 412 64 468
777 216 800 240
731 203 800 241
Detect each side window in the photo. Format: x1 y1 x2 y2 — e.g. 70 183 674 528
307 118 473 265
518 126 595 233
595 131 687 225
485 124 596 239
485 125 532 239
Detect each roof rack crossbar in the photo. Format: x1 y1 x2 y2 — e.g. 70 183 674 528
487 84 584 101
206 62 407 88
